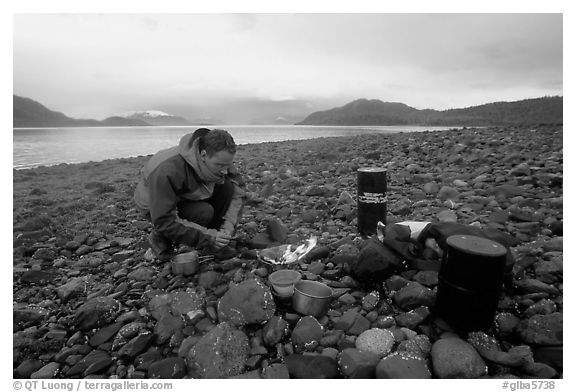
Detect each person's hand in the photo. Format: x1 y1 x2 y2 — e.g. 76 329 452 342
220 221 235 237
207 229 232 250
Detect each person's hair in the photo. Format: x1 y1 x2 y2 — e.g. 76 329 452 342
197 128 236 156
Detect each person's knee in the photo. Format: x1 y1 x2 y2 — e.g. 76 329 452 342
178 201 214 226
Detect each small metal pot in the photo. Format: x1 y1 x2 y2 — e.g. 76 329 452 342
171 251 199 276
292 280 333 318
269 269 301 296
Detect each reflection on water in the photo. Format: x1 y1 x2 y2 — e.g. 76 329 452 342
13 125 457 169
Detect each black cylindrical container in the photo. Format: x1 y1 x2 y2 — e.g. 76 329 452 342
436 234 507 333
436 277 502 332
440 235 507 291
357 167 387 236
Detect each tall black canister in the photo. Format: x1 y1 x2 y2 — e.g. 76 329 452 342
436 234 507 333
357 167 387 236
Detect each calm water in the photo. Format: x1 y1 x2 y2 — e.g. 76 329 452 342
13 125 456 169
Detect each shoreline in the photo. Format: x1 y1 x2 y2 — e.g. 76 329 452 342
12 125 563 379
12 125 467 171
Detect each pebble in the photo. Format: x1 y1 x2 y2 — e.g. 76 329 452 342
393 282 435 310
517 312 563 346
15 359 44 378
376 353 431 379
437 209 458 222
291 316 324 352
30 362 60 379
12 126 563 379
361 291 379 311
431 337 487 378
148 357 187 379
437 186 460 201
186 322 249 378
261 363 290 378
73 297 121 331
355 328 395 357
338 293 357 305
263 316 288 347
285 354 339 379
217 279 276 326
542 237 563 252
117 333 154 359
338 348 380 378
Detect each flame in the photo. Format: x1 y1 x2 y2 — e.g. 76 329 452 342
280 236 318 264
261 236 318 265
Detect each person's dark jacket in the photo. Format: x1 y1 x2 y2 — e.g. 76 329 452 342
133 132 244 247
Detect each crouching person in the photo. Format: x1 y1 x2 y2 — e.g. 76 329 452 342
134 128 245 261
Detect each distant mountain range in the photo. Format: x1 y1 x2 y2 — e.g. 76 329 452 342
13 96 190 128
13 94 563 128
297 96 563 126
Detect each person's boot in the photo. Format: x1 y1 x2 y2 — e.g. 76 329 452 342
212 245 239 260
148 230 174 262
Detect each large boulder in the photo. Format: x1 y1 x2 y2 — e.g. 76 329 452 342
217 279 276 326
186 322 249 378
331 243 361 266
431 337 487 378
350 237 402 282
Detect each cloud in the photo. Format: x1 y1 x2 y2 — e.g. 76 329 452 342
141 17 160 32
13 13 563 117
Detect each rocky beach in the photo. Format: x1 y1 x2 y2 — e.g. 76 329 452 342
13 125 563 379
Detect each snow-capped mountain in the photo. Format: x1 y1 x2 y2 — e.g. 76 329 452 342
121 110 192 126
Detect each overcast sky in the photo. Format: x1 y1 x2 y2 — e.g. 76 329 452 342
13 13 563 119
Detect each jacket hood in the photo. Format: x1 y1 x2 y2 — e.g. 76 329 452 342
177 132 199 168
178 132 224 184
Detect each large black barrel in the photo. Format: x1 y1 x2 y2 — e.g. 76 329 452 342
441 235 508 291
436 277 502 332
436 234 507 332
357 167 387 236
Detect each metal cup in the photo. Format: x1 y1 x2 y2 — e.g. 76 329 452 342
171 251 199 276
